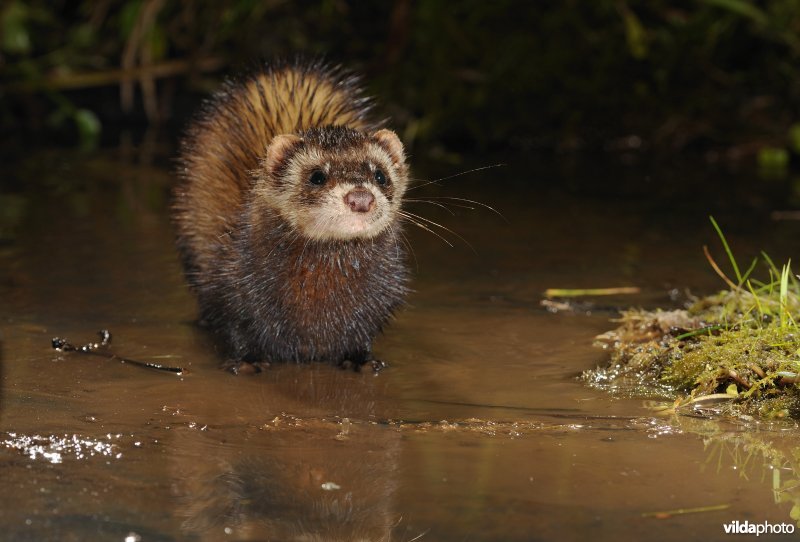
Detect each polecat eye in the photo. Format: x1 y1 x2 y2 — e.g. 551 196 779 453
374 169 387 186
309 170 327 186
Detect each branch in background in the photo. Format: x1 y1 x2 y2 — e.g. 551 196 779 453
4 56 226 93
121 0 165 121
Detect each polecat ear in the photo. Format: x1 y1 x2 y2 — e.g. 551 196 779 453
371 129 405 165
264 134 303 173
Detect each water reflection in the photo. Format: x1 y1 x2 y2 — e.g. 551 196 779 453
672 415 800 525
174 425 400 541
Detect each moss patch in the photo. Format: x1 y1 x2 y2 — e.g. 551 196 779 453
584 217 800 419
587 296 800 419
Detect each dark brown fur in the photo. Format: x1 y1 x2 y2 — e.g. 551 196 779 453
173 60 409 364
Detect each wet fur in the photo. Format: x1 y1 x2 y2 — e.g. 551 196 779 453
173 60 409 363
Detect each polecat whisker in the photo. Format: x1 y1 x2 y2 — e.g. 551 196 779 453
401 210 476 253
398 213 455 248
403 198 457 214
400 210 461 236
417 196 505 219
407 163 506 192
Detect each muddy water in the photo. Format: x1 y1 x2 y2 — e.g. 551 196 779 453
2 145 800 541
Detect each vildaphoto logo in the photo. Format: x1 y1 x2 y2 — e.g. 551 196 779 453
723 520 795 535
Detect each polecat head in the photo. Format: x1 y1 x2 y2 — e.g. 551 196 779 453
254 126 408 241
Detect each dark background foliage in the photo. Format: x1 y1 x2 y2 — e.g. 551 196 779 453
2 0 800 161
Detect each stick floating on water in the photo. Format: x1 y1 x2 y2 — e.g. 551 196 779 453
51 330 185 375
642 503 730 519
544 287 641 297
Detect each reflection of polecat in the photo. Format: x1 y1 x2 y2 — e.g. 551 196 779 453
172 60 410 368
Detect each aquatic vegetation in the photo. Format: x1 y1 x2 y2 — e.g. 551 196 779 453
586 218 800 419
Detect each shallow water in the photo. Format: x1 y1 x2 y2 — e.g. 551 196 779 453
2 144 800 541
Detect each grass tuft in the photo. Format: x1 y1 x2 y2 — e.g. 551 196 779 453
585 217 800 419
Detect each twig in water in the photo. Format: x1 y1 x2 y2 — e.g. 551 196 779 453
544 287 640 297
51 330 185 375
642 503 730 519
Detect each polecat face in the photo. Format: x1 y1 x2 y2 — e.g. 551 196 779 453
255 126 408 241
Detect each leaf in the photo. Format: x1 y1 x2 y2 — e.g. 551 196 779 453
73 109 101 149
758 147 790 170
789 124 800 154
119 0 143 38
619 4 648 60
700 0 768 26
2 1 31 54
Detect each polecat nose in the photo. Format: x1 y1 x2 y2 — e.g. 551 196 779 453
344 189 375 213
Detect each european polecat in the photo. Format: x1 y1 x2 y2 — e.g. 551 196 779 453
172 60 409 369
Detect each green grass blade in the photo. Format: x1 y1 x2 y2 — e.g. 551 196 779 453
762 251 781 276
740 257 759 285
780 262 790 329
709 216 742 284
746 279 766 321
676 325 726 340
